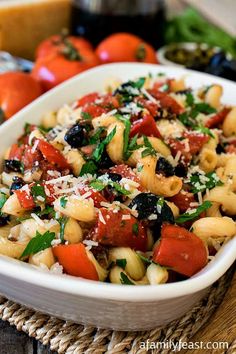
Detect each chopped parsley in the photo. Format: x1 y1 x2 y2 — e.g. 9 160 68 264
81 111 92 120
124 134 142 160
193 125 214 138
141 136 156 158
185 92 194 106
132 223 139 235
90 179 130 196
93 127 116 162
31 184 46 203
20 230 55 258
189 172 223 194
58 216 68 242
0 193 7 210
116 259 127 269
190 103 217 118
88 127 105 144
80 161 97 176
60 196 68 208
175 201 212 224
35 205 55 218
120 272 135 285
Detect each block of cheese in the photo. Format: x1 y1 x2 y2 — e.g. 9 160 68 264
0 0 71 60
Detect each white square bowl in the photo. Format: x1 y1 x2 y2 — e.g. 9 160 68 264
0 63 235 331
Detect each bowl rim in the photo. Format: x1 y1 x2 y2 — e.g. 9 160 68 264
0 62 236 302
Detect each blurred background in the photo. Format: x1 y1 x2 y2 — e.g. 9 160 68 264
0 0 236 120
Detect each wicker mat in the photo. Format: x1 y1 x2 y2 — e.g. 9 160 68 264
0 267 234 354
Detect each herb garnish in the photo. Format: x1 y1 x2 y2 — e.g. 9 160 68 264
116 259 127 269
120 272 135 285
31 184 46 203
81 111 92 120
175 201 212 224
90 179 130 196
132 223 139 235
60 196 68 208
93 127 116 162
20 230 55 258
189 172 223 194
80 161 98 176
58 216 68 242
88 127 105 144
141 136 156 157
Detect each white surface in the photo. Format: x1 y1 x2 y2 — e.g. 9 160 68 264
0 63 236 330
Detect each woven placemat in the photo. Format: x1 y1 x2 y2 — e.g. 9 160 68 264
0 267 234 354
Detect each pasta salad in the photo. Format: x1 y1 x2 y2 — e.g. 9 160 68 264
0 73 236 285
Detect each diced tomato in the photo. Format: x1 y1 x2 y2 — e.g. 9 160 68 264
130 113 162 138
153 224 208 277
89 208 147 251
22 145 42 170
109 164 141 186
52 243 99 280
99 93 120 109
225 144 236 154
169 131 209 165
77 92 99 107
205 108 230 128
148 88 184 115
82 104 107 118
169 191 195 213
77 185 107 208
9 144 24 160
37 139 70 170
184 132 209 154
14 189 35 210
135 96 159 117
39 161 59 181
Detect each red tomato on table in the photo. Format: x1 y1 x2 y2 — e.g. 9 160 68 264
32 48 100 91
0 72 42 120
96 33 157 64
35 34 93 59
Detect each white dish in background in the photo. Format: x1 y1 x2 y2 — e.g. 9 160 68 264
0 63 235 331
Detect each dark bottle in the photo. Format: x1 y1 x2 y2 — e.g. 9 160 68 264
71 0 165 49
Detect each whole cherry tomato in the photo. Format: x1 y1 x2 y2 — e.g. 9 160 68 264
35 34 93 60
0 72 42 120
95 32 157 64
32 45 100 91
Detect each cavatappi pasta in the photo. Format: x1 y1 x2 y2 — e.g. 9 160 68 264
0 74 235 284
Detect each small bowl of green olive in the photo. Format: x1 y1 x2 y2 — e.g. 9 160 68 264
157 42 236 80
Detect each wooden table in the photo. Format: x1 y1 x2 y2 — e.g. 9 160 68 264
0 272 235 353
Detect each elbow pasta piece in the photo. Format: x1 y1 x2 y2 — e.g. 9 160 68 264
2 194 24 216
222 107 236 137
137 155 182 197
56 106 82 126
206 202 222 217
205 84 223 109
54 196 95 222
216 153 233 168
21 219 60 239
205 186 236 215
137 136 171 157
166 201 180 218
86 250 108 281
64 218 83 244
109 247 146 280
0 225 13 239
109 266 149 285
169 77 186 92
41 111 57 129
29 247 55 268
106 121 125 164
28 129 44 145
192 216 236 241
219 155 236 191
0 236 27 259
157 119 185 139
146 263 168 285
64 149 85 176
199 148 218 173
92 115 117 129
